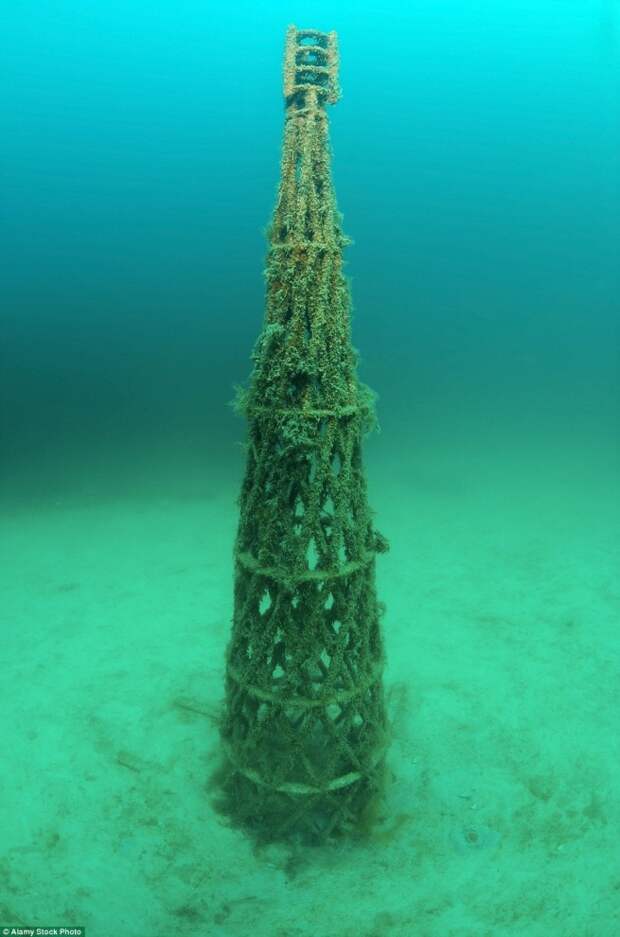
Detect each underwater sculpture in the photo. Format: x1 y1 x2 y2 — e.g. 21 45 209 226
214 25 390 844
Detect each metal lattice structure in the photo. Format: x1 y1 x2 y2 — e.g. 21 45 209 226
213 25 390 845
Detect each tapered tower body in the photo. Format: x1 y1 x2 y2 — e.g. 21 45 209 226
215 25 390 844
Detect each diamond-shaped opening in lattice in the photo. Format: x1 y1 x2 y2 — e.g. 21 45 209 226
324 592 334 610
259 589 272 615
291 595 300 609
283 704 300 722
326 702 342 721
305 661 324 683
272 664 285 679
257 702 269 724
306 537 319 570
320 649 332 669
352 713 363 728
331 619 342 635
338 543 347 564
322 495 335 516
331 451 342 476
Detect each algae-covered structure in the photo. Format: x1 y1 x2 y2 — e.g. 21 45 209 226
214 25 390 844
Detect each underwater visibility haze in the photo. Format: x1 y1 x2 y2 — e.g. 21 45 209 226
1 2 619 935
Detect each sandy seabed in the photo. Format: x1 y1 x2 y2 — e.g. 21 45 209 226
1 431 618 937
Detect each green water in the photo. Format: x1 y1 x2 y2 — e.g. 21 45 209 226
2 1 618 935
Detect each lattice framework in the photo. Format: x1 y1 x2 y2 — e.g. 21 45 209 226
214 25 390 845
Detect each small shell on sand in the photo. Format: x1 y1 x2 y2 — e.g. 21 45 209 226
449 823 501 855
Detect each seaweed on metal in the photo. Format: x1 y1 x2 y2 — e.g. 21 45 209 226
213 25 390 845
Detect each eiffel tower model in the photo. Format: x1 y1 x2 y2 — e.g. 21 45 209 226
213 25 390 845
